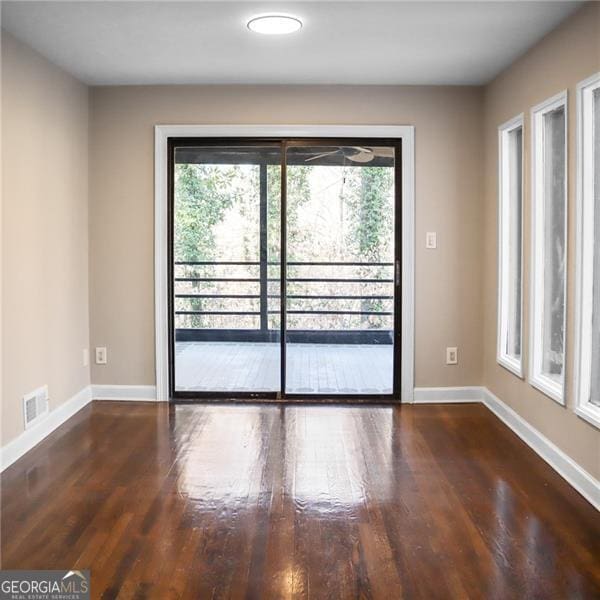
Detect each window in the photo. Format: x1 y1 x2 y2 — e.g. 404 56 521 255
530 91 568 404
575 72 600 428
497 115 524 376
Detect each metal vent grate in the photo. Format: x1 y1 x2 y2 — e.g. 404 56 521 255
24 395 38 427
23 386 49 429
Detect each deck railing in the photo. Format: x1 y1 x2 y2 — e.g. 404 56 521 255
174 260 395 344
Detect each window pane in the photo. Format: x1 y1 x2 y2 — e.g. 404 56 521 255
505 127 522 359
172 145 281 393
591 89 600 406
284 145 395 394
542 107 566 380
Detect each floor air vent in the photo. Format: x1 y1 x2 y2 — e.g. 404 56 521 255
23 386 49 429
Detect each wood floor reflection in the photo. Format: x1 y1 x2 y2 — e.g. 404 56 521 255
1 401 599 598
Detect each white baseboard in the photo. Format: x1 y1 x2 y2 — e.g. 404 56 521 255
91 384 157 401
0 385 92 472
3 382 598 511
482 388 600 511
413 385 599 510
413 386 485 403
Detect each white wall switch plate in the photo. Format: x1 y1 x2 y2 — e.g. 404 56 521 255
446 347 458 365
83 348 89 367
95 347 107 365
426 232 437 249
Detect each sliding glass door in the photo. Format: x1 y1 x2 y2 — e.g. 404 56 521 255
284 143 397 395
171 144 281 393
169 138 400 399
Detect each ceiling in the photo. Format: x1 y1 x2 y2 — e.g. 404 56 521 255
1 1 583 86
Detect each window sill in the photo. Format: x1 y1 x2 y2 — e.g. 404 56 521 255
497 354 524 379
575 404 600 430
529 372 565 406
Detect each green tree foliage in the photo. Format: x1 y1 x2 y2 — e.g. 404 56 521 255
174 163 253 328
266 164 311 328
346 166 394 262
266 164 311 261
175 162 312 264
173 157 393 332
346 167 394 328
174 161 312 330
174 163 244 262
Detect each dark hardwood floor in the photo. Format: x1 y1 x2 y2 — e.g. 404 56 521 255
1 401 599 599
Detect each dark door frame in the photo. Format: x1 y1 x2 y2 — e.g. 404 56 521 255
167 136 402 403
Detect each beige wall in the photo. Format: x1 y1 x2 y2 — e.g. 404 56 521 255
482 3 600 478
89 84 485 388
1 33 90 444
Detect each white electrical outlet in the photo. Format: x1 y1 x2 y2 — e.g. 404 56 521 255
446 347 458 365
95 347 107 365
426 232 437 249
83 348 89 367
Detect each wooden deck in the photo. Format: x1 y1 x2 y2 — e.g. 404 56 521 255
175 341 393 393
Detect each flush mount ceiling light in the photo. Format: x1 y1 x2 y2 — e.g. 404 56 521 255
247 14 303 35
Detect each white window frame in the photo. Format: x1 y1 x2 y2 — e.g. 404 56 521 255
574 72 600 429
529 91 568 405
497 114 525 377
154 125 415 402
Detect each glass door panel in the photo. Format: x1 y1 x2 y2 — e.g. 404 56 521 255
284 144 396 395
172 144 281 394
